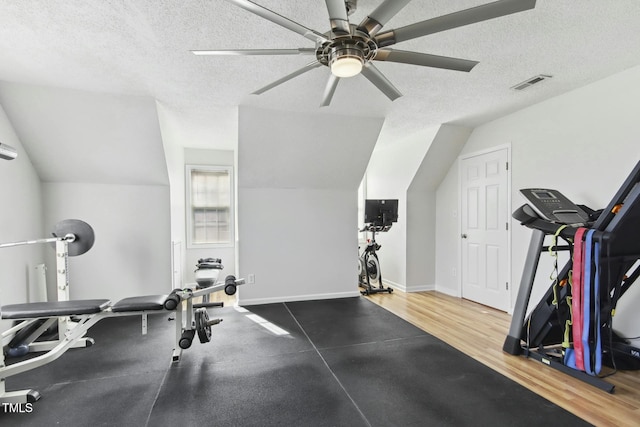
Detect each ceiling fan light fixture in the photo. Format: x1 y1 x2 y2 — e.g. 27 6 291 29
329 45 365 78
331 56 363 77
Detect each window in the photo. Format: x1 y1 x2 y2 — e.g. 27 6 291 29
186 165 233 248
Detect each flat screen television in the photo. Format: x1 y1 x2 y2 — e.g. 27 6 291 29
364 199 398 227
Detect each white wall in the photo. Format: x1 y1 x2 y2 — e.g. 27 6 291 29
0 82 168 186
435 166 460 296
237 106 384 305
0 103 44 324
157 102 187 246
183 148 236 284
365 127 439 288
0 84 173 303
435 65 640 341
157 102 239 290
41 182 171 302
365 125 470 291
406 125 471 291
157 102 188 290
404 191 436 290
238 188 358 304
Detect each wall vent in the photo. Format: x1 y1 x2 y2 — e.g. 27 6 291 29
511 74 552 91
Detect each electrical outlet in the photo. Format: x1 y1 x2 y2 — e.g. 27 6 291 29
451 268 457 277
248 274 255 284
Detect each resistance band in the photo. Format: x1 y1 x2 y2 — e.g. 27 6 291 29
581 229 595 375
569 227 588 371
592 240 602 375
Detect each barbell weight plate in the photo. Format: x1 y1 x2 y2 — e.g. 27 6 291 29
195 308 212 344
52 219 95 256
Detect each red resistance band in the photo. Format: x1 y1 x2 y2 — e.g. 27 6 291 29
572 227 588 371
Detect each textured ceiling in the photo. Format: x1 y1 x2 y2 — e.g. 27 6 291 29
1 0 640 148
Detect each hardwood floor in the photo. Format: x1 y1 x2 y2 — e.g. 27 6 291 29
366 290 640 427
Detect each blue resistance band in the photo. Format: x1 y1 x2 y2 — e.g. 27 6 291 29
593 240 602 375
581 229 595 375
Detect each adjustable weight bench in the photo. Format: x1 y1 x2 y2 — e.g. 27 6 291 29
1 277 243 404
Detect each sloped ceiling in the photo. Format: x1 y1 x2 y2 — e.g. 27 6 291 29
0 82 168 185
408 125 472 193
1 0 640 153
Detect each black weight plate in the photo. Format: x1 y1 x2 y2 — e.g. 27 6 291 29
53 219 95 256
195 308 212 344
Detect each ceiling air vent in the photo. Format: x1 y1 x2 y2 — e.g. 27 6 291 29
511 74 552 91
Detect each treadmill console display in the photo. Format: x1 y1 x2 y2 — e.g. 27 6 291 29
520 188 590 224
532 190 555 199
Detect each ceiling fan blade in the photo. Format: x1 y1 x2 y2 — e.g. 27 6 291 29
374 49 478 72
320 74 340 107
360 63 402 101
224 0 329 44
192 48 316 56
325 0 351 35
357 0 412 37
252 61 323 95
375 0 536 47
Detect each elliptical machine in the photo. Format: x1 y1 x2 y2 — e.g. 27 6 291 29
358 199 398 295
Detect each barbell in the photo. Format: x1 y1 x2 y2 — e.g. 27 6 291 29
0 219 95 256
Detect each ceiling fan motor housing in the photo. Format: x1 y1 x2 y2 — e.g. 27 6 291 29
317 28 378 72
330 42 364 65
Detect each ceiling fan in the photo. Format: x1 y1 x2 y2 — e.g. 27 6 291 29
193 0 537 106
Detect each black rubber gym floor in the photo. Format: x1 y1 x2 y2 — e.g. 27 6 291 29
1 297 589 426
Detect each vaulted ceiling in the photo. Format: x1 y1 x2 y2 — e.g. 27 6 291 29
1 0 640 149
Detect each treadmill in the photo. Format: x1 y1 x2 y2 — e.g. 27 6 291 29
503 160 640 393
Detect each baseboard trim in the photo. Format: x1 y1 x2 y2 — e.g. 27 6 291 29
382 278 404 292
379 279 435 293
435 286 460 298
238 290 361 306
405 284 436 292
236 284 454 305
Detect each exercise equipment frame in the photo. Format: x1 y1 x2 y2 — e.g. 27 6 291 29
358 224 393 295
0 278 244 404
503 160 640 393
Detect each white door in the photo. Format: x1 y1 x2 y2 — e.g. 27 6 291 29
461 147 510 311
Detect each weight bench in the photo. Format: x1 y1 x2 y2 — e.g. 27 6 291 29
1 276 243 404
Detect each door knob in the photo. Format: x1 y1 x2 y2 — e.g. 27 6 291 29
461 234 468 239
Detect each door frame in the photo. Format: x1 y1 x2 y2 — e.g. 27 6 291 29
457 144 512 312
